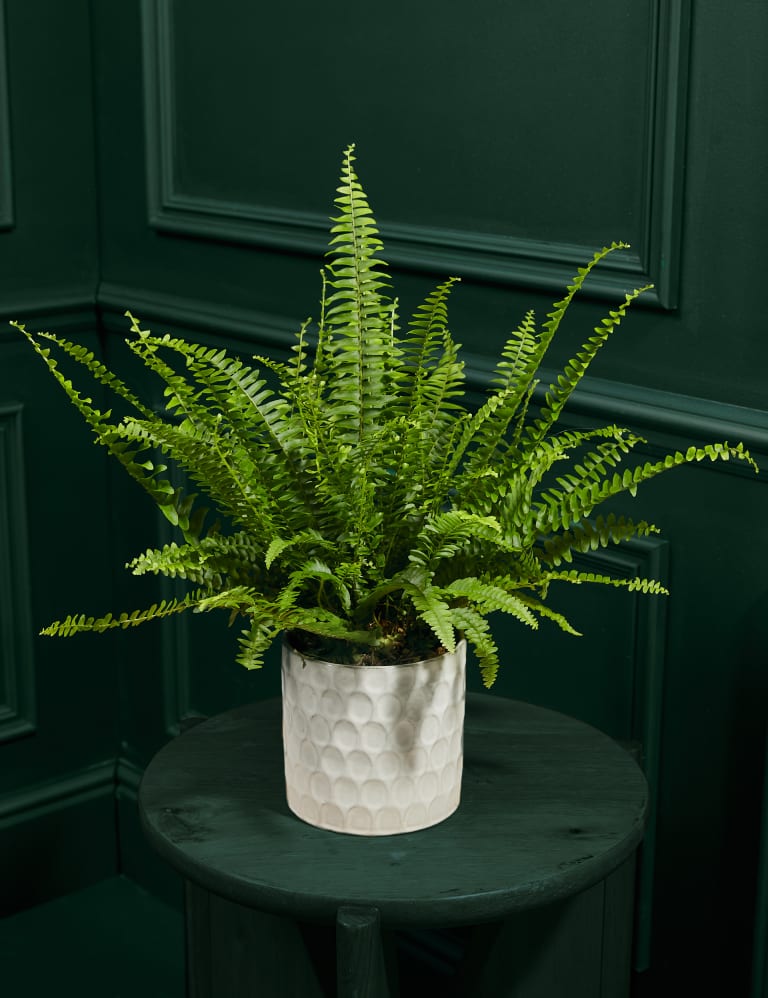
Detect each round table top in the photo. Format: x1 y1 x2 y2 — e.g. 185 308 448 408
138 693 648 928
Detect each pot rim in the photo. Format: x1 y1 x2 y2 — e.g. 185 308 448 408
282 636 467 671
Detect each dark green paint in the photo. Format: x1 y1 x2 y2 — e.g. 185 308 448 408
0 1 766 993
0 876 184 997
140 695 646 996
139 695 647 923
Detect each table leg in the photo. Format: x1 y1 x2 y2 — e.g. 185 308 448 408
337 905 393 998
458 856 638 997
184 880 324 997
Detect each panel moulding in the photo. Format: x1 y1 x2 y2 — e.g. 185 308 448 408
141 0 691 308
0 759 115 824
97 281 298 353
573 535 668 971
0 760 117 917
0 0 13 230
751 736 768 998
0 403 36 743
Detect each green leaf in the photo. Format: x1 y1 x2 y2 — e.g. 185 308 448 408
41 589 214 637
544 569 670 596
540 514 661 568
404 583 456 653
16 158 759 692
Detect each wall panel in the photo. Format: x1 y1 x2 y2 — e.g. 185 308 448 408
0 761 116 916
142 0 689 307
0 0 13 230
0 0 761 993
0 0 119 912
0 320 121 913
0 403 35 742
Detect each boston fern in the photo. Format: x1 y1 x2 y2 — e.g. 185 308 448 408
15 146 757 687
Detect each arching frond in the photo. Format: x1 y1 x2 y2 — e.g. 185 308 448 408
543 569 670 595
527 279 651 446
539 514 661 567
534 442 757 535
41 589 214 637
17 152 758 687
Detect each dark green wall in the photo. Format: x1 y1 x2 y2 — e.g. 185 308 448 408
0 0 116 914
1 0 767 993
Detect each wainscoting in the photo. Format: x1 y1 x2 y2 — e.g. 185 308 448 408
1 1 767 993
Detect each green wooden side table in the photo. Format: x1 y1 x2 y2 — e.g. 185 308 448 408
138 693 648 997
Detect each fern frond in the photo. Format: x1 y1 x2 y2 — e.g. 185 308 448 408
515 594 582 636
265 530 332 570
401 277 461 384
528 280 652 444
14 324 154 419
42 589 212 636
537 242 629 362
14 323 197 533
547 433 646 491
280 607 375 647
457 424 637 537
235 617 280 671
534 442 757 534
125 324 317 534
408 510 503 572
190 346 315 516
450 605 500 689
18 154 758 690
493 309 540 391
544 569 670 595
387 278 462 493
409 334 468 509
530 429 645 536
128 541 215 585
404 583 457 653
322 144 396 446
129 530 266 587
114 417 267 536
445 577 540 627
539 514 660 567
277 558 354 614
454 310 542 481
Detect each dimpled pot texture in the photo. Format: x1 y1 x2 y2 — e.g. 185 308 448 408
281 640 467 835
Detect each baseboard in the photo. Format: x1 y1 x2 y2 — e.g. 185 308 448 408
0 761 117 916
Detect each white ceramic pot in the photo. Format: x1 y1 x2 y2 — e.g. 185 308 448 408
281 640 466 835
